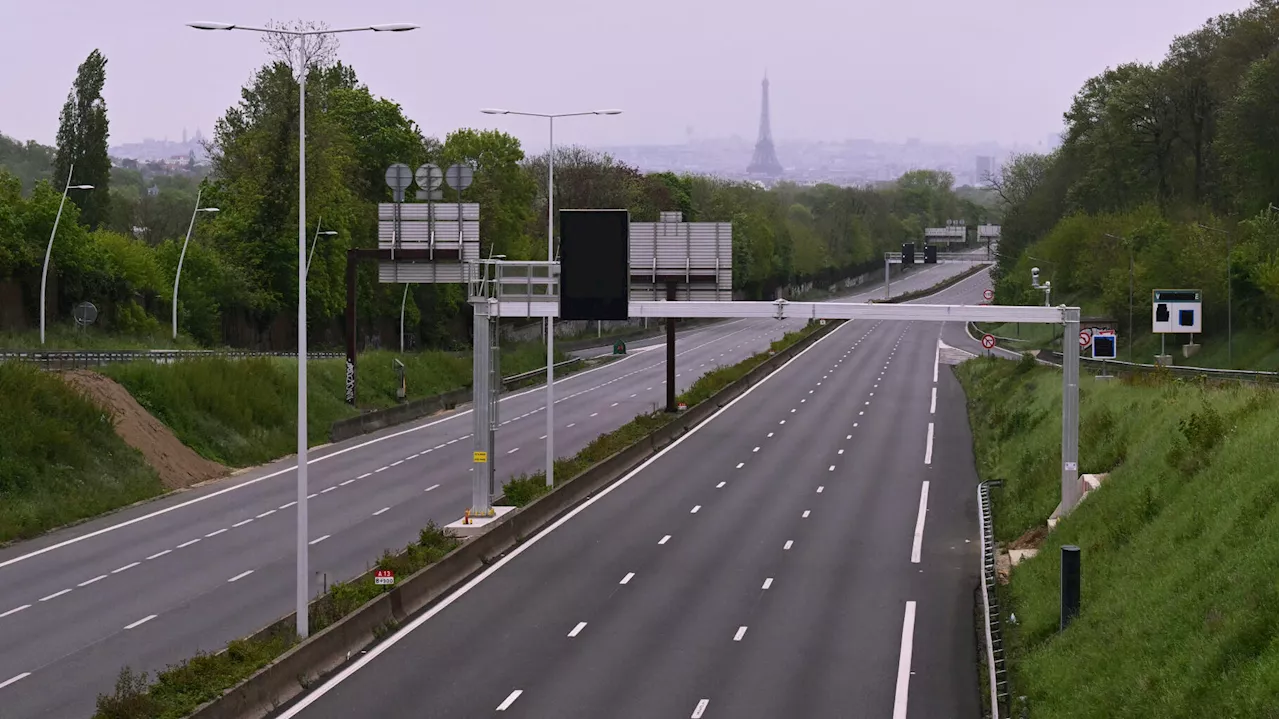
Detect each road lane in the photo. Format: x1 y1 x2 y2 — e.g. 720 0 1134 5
0 253 987 716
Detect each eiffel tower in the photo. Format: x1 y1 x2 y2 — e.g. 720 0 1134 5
747 73 783 177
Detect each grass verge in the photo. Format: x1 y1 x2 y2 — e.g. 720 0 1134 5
93 522 461 719
500 321 824 506
100 343 562 468
0 362 164 544
955 356 1277 718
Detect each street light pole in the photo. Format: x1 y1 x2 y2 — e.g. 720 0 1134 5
173 188 220 339
480 107 622 490
39 164 93 345
306 219 337 277
189 20 418 640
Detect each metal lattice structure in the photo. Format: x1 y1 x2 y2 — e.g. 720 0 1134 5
629 213 732 301
747 74 783 177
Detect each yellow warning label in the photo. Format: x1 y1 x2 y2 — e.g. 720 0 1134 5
473 451 488 463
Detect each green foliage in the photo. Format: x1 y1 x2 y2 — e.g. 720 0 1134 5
501 322 823 506
0 362 163 543
957 358 1278 718
0 133 54 193
53 49 112 229
94 523 460 719
99 343 560 467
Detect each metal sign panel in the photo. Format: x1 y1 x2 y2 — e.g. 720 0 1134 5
376 202 481 283
977 224 1001 238
924 226 966 241
560 209 630 320
1151 289 1202 334
628 219 733 301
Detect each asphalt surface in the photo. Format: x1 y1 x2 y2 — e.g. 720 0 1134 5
264 267 1002 719
0 255 985 717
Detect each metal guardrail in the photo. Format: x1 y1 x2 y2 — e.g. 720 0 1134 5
1049 351 1278 384
978 480 1009 719
499 357 584 385
2 349 345 370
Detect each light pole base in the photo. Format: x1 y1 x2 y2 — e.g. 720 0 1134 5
446 505 516 537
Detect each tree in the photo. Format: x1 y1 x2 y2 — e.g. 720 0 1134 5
53 49 111 229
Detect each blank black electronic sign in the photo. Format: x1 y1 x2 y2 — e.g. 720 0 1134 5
1093 335 1116 359
559 209 630 321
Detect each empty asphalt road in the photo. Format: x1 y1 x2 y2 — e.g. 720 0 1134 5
267 269 996 719
0 256 985 717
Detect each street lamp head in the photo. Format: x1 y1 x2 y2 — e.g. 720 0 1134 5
480 108 510 115
199 207 220 213
188 21 236 30
70 184 94 190
594 109 623 115
320 230 338 236
370 23 419 32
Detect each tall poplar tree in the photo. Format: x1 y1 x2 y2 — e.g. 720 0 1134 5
53 49 111 229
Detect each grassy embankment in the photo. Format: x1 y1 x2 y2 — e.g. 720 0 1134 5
956 356 1277 718
92 321 826 719
101 344 562 468
0 343 561 542
0 362 163 543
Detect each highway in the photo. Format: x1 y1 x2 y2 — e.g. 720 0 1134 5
0 256 983 717
270 268 1000 718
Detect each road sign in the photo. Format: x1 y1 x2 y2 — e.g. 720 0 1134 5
473 451 488 463
981 334 996 350
444 164 474 192
677 402 687 411
983 289 994 301
1152 289 1202 334
72 301 98 326
374 569 394 586
1092 330 1117 359
1079 331 1092 348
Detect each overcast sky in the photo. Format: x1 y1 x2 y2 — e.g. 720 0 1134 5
0 0 1251 152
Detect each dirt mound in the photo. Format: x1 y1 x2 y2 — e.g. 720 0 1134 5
1009 524 1049 550
59 369 228 490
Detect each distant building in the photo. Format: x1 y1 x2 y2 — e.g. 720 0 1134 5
975 155 994 183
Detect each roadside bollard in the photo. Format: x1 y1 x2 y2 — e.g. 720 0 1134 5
1060 545 1081 630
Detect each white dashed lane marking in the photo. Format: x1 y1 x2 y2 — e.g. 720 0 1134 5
373 507 390 516
733 626 748 641
39 589 71 602
0 673 32 690
124 614 157 630
205 528 227 537
425 484 440 492
620 572 635 585
232 519 254 528
762 578 773 589
228 570 254 582
112 562 140 574
496 690 523 711
77 574 107 587
146 549 172 560
309 535 330 545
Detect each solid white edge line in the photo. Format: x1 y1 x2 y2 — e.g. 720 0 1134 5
893 601 917 719
496 689 522 711
124 614 158 630
911 481 930 564
0 672 31 690
930 386 937 414
271 319 848 718
0 342 671 572
924 422 935 465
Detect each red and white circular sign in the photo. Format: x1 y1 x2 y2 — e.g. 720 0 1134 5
1079 331 1092 348
982 288 994 301
981 334 996 349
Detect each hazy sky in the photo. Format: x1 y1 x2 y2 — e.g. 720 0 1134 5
0 0 1252 152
